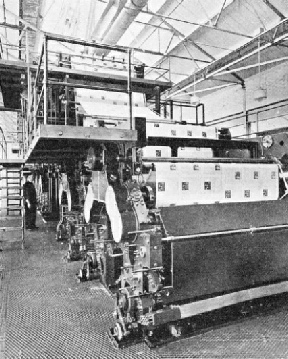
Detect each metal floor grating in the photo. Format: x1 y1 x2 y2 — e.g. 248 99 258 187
1 221 288 358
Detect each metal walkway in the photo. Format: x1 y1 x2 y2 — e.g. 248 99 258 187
1 220 288 359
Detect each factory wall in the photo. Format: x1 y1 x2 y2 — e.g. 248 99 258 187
196 61 288 137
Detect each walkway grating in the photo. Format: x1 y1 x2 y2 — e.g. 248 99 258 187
1 220 288 358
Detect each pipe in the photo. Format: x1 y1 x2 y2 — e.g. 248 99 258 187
95 0 148 57
142 157 273 164
162 223 288 242
90 0 126 42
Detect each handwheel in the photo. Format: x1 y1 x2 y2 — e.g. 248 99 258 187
114 322 124 341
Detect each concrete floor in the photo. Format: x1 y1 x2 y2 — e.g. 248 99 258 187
1 216 288 359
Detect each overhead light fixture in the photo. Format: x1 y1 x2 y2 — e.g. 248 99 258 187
190 94 200 105
254 88 267 100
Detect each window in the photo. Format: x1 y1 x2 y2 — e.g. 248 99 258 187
225 190 231 198
204 182 211 190
244 190 250 198
235 171 241 180
182 182 189 190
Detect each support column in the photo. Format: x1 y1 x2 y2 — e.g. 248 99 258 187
154 86 161 115
243 85 250 136
169 100 173 120
43 35 48 125
163 102 167 118
65 76 69 126
127 49 133 130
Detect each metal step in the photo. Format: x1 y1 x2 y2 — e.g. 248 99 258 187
0 186 22 191
1 207 22 211
0 227 22 231
3 196 22 200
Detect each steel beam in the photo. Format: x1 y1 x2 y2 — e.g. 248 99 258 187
213 55 288 76
172 83 236 97
45 32 128 54
262 0 286 20
0 107 20 112
0 22 22 30
141 9 254 39
157 16 215 61
214 0 227 27
166 18 288 99
47 31 210 64
0 58 171 94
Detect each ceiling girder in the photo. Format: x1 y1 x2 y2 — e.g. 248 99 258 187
231 72 245 86
262 0 286 20
0 22 22 31
214 0 227 27
166 18 288 99
157 15 216 61
209 76 243 85
212 55 288 77
141 9 254 39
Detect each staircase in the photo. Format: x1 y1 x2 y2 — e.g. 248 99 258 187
6 167 22 216
0 162 24 249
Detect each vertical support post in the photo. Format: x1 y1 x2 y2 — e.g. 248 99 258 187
243 85 250 136
127 49 133 130
21 98 25 154
169 100 173 120
25 29 33 142
196 103 205 125
33 80 37 133
154 86 161 115
168 56 171 82
25 29 31 115
43 35 48 125
65 75 69 126
21 165 25 249
127 48 135 174
55 170 58 210
164 102 167 118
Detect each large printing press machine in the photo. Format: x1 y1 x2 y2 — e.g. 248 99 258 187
31 120 288 347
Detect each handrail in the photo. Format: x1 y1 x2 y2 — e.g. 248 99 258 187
0 126 7 159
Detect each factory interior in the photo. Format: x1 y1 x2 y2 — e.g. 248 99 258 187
1 0 288 358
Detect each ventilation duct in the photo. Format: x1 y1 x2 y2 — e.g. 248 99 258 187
95 0 148 57
90 0 126 42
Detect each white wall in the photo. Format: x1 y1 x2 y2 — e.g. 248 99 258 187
178 61 288 137
0 112 22 160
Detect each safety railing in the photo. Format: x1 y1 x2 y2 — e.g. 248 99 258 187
0 127 7 160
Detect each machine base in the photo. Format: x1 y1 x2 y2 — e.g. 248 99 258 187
110 292 288 349
144 293 288 348
108 327 144 349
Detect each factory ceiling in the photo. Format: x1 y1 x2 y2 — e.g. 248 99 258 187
0 0 287 109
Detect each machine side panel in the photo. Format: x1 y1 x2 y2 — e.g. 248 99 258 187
167 229 288 304
155 163 278 207
160 200 288 236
